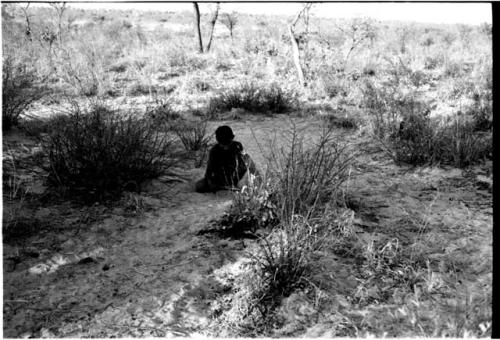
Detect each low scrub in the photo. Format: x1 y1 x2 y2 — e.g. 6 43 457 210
41 103 177 201
385 112 491 168
2 151 30 238
208 82 298 118
2 57 46 131
323 112 359 130
241 213 342 325
171 119 211 151
363 80 491 168
145 99 183 126
218 179 279 235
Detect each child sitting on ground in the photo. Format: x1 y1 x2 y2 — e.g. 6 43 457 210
195 125 258 193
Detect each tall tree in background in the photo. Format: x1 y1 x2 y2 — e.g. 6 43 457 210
288 3 313 87
49 2 67 44
193 2 203 53
205 3 220 52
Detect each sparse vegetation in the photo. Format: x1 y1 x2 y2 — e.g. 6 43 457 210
362 73 491 168
1 3 491 338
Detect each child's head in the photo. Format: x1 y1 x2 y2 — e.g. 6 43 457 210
215 125 234 145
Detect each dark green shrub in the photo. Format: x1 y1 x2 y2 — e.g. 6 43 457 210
41 104 177 201
208 82 297 117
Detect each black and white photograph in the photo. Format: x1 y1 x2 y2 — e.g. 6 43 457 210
1 1 492 337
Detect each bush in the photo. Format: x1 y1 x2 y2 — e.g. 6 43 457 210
250 223 311 302
208 82 297 117
364 80 492 167
390 113 440 166
391 114 491 168
322 75 349 98
439 116 492 167
171 119 211 151
125 81 152 96
2 57 45 131
218 178 279 235
246 213 341 318
323 112 359 130
266 125 354 222
2 151 30 237
41 103 177 201
145 99 183 126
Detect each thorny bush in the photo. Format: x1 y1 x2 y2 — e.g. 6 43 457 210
266 125 354 222
42 103 177 202
2 56 46 131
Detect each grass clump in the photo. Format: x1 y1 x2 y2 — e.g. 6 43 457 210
2 151 31 238
41 103 177 202
208 82 298 118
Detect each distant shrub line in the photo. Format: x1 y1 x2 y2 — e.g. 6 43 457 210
208 82 298 117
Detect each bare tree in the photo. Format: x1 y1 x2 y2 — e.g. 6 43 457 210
337 18 375 67
205 2 220 52
221 11 238 41
193 2 203 53
20 3 33 41
288 3 313 87
49 2 67 44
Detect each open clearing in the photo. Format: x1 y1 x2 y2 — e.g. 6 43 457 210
2 3 492 337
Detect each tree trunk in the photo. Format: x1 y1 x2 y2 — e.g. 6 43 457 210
288 25 305 87
193 2 203 53
206 3 220 52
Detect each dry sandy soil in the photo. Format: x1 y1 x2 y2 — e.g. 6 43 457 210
2 116 492 337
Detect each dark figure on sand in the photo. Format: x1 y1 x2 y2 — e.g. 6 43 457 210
195 125 259 193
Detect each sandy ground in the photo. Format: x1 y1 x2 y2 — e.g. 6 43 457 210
2 116 492 337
